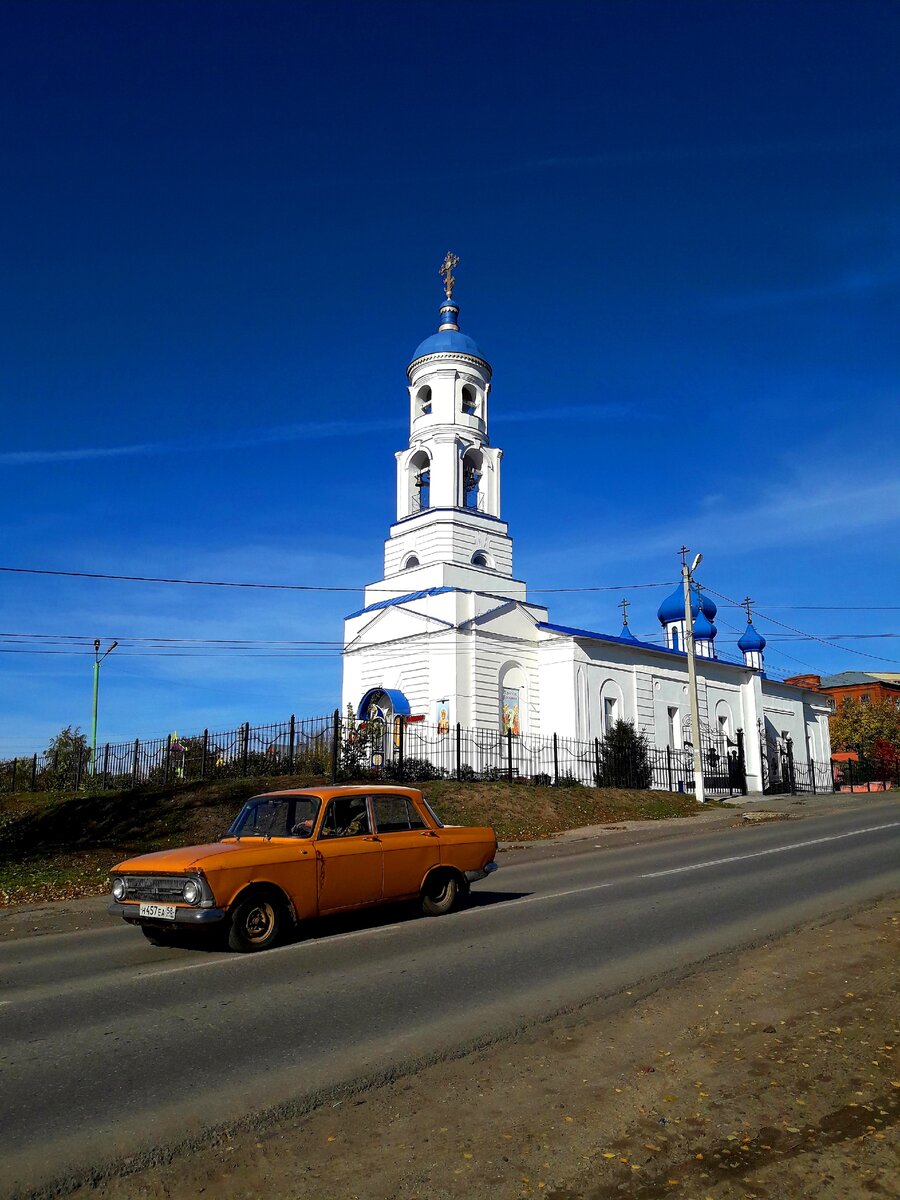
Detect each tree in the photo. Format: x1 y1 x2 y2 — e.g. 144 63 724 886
829 698 900 757
596 719 652 790
42 725 89 791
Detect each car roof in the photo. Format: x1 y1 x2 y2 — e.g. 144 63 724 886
251 785 422 799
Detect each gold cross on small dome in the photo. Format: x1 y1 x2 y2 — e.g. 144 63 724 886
439 251 460 299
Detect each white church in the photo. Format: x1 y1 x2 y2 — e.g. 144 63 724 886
342 261 832 793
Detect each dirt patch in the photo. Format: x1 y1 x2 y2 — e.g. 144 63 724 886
68 899 898 1200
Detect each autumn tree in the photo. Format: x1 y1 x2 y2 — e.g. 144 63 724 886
829 697 900 756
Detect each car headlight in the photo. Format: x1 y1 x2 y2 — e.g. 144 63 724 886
111 878 126 901
182 878 202 905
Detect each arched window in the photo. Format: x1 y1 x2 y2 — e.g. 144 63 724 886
417 385 432 416
499 661 526 736
462 447 482 510
599 679 625 735
408 449 430 512
461 384 477 415
403 554 420 570
715 700 734 755
471 550 491 568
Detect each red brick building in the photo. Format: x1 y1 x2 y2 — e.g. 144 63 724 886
784 671 900 711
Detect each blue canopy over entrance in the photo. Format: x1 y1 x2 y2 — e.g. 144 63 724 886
357 688 411 720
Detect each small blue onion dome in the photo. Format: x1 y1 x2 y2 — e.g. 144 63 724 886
410 298 489 366
693 610 717 641
738 622 767 653
619 621 639 642
658 583 717 624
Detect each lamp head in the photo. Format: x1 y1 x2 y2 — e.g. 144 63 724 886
690 553 703 572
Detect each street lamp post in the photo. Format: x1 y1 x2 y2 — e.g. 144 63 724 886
90 639 118 770
680 548 706 804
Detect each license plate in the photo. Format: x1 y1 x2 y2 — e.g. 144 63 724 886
139 903 177 921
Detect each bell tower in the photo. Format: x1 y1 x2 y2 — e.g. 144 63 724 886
362 255 526 605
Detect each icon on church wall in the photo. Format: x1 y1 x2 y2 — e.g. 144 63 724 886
435 701 450 734
501 687 520 737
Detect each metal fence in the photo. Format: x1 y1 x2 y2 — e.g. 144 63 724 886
0 711 756 798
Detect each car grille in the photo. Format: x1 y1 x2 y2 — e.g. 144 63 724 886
120 875 186 902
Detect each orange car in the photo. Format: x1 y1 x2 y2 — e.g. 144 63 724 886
109 785 498 951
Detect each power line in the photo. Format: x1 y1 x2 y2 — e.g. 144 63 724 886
0 565 674 595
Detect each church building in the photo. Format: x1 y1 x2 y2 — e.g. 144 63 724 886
342 260 832 793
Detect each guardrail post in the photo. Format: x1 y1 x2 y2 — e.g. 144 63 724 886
200 728 208 780
552 732 559 787
288 714 296 772
31 753 37 791
455 722 461 781
506 728 513 782
330 708 340 783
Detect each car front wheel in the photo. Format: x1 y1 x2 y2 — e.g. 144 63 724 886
421 872 459 917
227 892 284 952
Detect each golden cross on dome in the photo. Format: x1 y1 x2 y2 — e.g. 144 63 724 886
439 251 460 299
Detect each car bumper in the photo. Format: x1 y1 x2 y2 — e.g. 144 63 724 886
464 862 499 884
108 900 227 925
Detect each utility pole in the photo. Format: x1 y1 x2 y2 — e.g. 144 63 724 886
680 547 706 804
91 639 118 770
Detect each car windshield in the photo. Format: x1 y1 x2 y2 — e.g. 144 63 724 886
226 795 321 839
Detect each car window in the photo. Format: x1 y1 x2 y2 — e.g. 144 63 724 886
318 796 371 839
372 795 428 833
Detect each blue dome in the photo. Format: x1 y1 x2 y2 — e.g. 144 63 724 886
693 611 717 641
657 582 717 625
411 328 488 363
619 622 639 642
738 622 766 653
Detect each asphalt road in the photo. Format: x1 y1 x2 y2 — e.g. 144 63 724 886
1 798 898 1197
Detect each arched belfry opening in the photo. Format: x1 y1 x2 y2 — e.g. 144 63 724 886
462 447 483 511
461 384 477 415
408 448 430 512
416 385 432 416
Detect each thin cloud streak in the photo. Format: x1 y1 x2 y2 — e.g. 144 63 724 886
1 406 635 466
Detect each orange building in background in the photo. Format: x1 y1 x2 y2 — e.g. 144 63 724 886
784 671 900 712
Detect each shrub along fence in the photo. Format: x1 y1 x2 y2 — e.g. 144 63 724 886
3 709 862 799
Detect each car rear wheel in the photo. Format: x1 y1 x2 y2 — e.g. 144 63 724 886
421 871 459 917
227 892 284 952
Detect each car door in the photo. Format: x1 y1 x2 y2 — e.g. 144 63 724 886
314 795 383 913
371 794 441 900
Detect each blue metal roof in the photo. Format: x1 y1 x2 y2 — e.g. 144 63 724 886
536 621 760 674
357 688 411 719
346 586 456 620
410 329 488 364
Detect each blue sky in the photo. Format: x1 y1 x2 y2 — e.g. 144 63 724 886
2 0 899 756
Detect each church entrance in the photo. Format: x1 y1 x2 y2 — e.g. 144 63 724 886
357 688 411 769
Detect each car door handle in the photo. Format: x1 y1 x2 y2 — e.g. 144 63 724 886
363 835 381 842
419 831 438 837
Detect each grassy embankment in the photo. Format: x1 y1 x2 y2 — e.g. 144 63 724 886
0 774 708 907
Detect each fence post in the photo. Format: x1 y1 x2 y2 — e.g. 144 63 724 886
241 723 250 776
809 751 817 795
666 745 674 792
164 734 172 786
331 708 340 784
506 728 513 782
200 729 208 781
736 729 748 796
31 753 37 791
102 744 110 791
847 758 854 791
786 737 796 794
75 745 85 792
552 732 559 787
594 738 601 787
456 722 462 781
396 716 405 782
130 738 139 789
288 714 296 773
